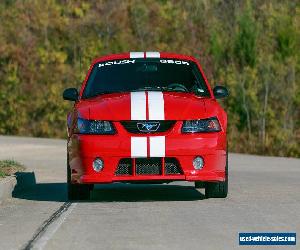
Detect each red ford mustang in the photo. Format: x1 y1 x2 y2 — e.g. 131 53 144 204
63 52 229 200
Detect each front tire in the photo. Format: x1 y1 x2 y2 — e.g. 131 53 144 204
68 183 90 200
67 158 90 200
194 181 205 189
205 150 228 198
205 180 228 198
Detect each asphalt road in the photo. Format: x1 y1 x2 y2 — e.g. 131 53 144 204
0 135 299 250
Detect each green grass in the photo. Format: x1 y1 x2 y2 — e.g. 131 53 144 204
0 159 25 178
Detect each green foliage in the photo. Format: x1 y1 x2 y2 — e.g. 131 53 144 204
0 0 299 157
234 3 257 68
0 159 25 178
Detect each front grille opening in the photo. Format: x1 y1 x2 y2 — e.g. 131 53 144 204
115 157 183 176
115 158 132 175
165 158 183 175
121 120 176 134
136 158 162 175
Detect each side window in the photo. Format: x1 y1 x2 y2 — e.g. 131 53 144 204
84 66 98 97
191 65 210 97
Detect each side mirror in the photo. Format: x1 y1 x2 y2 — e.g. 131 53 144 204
63 88 79 101
213 86 229 99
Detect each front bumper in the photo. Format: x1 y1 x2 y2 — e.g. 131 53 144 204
78 154 225 183
68 128 226 184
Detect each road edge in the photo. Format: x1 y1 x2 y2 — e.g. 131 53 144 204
22 202 76 250
0 172 36 204
0 176 17 203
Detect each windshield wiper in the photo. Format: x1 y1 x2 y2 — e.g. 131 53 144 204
85 91 124 99
161 86 187 92
130 87 164 92
85 86 189 99
131 86 187 92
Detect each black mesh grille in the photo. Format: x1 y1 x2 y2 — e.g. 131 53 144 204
136 158 162 175
115 158 132 175
115 158 183 176
165 158 183 175
121 120 176 134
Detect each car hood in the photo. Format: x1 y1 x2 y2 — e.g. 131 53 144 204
76 92 219 120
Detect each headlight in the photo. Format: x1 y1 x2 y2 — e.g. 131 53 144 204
76 118 115 134
182 117 221 133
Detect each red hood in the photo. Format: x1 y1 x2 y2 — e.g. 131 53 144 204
76 92 220 121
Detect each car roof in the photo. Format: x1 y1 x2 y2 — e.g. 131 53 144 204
92 52 198 64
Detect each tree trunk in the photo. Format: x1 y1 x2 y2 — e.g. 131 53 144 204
241 77 251 139
262 79 269 152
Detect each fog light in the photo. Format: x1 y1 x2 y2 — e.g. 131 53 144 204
193 156 204 170
93 158 104 172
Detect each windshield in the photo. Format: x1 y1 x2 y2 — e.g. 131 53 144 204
82 58 210 99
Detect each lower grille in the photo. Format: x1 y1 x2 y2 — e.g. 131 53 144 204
115 158 183 176
165 158 183 175
115 158 132 175
136 158 161 175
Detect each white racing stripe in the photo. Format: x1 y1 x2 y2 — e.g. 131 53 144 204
131 92 146 120
130 87 165 158
130 51 160 58
131 137 147 158
130 52 144 58
131 92 147 158
150 136 165 157
148 91 165 120
146 51 160 58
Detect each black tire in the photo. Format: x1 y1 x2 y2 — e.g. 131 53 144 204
68 183 90 200
205 150 228 198
67 157 90 201
194 181 205 189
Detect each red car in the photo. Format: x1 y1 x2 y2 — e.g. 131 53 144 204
63 52 229 200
